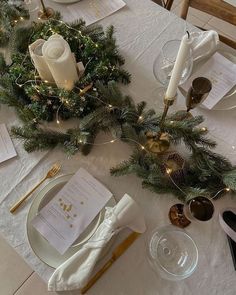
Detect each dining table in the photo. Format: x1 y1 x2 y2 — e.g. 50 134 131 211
1 0 236 294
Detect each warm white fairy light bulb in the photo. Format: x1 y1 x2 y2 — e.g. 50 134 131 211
138 116 143 121
166 168 172 175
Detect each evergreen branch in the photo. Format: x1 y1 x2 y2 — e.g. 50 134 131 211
142 181 186 201
190 146 232 177
79 107 110 130
223 169 236 191
12 125 70 152
110 160 134 176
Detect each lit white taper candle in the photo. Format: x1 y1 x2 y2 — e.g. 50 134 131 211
165 32 192 100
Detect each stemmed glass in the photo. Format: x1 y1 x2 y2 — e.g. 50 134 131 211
24 0 39 13
147 196 211 281
153 39 193 87
147 225 198 281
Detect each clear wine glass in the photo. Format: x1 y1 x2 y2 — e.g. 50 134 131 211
147 225 198 281
153 39 193 87
24 0 39 13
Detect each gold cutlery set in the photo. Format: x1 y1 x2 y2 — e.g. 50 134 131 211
10 163 61 213
9 162 140 293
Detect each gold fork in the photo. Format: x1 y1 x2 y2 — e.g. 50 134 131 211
10 163 61 214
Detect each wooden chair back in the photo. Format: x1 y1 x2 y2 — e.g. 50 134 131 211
180 0 236 49
152 0 174 10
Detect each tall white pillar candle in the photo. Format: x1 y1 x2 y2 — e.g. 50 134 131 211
29 39 54 82
42 34 79 90
165 33 192 99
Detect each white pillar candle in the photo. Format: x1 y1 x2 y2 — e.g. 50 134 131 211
165 33 192 100
29 39 54 82
42 34 79 90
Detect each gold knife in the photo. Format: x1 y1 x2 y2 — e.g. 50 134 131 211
80 231 141 294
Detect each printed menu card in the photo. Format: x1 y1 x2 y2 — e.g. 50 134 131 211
181 52 236 109
0 124 17 163
32 168 112 254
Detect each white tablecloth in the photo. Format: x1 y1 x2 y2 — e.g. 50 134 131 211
1 1 236 294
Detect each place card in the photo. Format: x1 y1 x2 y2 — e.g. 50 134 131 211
0 124 17 163
44 0 126 25
181 52 236 109
67 0 126 25
32 168 112 254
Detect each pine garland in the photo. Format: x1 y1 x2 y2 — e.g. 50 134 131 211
0 0 29 47
0 6 236 202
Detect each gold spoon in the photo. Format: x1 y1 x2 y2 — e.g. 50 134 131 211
10 163 61 214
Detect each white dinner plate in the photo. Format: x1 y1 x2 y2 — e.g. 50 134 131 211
27 174 116 268
50 0 81 4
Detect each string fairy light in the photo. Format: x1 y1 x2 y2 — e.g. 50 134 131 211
138 115 143 121
56 102 63 124
211 187 231 200
200 127 207 132
13 17 145 124
15 16 235 156
73 136 146 151
165 166 231 200
7 15 235 204
165 167 187 197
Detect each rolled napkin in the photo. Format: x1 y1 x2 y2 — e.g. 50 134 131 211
161 30 219 74
48 194 146 291
42 34 79 90
29 39 54 82
191 30 219 62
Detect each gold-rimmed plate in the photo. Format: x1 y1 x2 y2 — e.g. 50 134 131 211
27 174 116 268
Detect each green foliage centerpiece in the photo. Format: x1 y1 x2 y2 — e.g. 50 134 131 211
0 10 236 202
0 0 29 48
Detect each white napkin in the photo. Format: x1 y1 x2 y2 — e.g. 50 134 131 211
42 34 79 90
48 194 146 292
191 30 219 62
29 39 54 82
161 30 219 75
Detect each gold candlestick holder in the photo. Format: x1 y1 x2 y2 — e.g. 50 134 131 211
145 94 176 154
38 0 54 20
